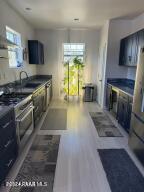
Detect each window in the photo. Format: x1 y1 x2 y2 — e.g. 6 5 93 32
6 26 23 68
63 43 85 63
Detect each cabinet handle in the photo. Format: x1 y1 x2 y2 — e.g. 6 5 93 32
6 159 13 167
4 140 12 148
2 121 11 129
128 56 132 61
34 106 39 113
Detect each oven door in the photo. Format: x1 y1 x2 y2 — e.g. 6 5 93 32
46 85 51 107
16 104 34 147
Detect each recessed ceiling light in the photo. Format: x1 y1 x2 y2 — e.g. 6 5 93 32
25 7 32 11
74 18 79 21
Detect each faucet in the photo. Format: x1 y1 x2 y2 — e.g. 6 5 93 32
19 71 29 85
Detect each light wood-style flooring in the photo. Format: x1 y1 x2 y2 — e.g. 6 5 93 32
1 99 144 192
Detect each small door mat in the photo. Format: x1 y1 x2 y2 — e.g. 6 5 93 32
90 112 122 137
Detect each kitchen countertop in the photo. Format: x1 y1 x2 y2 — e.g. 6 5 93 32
107 78 135 97
0 75 52 117
14 76 52 94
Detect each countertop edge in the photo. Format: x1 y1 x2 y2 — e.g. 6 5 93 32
107 83 134 98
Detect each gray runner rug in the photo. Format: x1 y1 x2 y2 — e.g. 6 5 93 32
98 149 144 192
90 112 122 137
10 135 60 192
41 108 67 130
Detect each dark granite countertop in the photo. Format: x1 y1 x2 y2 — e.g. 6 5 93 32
12 75 52 95
0 75 52 107
107 78 135 97
0 74 52 100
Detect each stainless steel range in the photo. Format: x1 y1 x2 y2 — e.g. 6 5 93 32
0 93 34 148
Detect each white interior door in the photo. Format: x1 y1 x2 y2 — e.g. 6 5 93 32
98 43 107 107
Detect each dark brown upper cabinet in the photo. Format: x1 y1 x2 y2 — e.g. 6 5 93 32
119 29 144 67
28 40 44 65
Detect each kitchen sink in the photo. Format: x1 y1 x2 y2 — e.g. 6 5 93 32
24 82 41 88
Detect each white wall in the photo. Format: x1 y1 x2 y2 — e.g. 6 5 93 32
35 28 100 99
0 0 36 85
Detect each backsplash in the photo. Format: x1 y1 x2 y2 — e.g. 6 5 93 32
127 67 137 80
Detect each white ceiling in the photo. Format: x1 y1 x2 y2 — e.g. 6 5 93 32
6 0 144 29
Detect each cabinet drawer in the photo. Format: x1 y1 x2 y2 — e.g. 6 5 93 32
0 120 16 153
0 111 15 130
0 140 18 185
0 130 17 154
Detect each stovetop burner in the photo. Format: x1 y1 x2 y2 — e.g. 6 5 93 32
0 93 28 106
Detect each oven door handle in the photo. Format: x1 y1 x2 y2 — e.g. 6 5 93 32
16 106 34 122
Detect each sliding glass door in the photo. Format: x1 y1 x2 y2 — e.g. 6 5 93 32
63 43 85 99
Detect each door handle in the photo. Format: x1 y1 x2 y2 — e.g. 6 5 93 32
6 159 13 167
4 139 12 148
2 121 11 129
128 56 132 61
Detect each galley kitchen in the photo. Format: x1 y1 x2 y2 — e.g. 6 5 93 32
0 0 144 192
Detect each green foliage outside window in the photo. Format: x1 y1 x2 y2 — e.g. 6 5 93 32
63 57 85 96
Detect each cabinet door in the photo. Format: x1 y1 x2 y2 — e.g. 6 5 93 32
131 33 139 66
126 36 133 66
119 32 141 66
39 43 44 64
117 96 129 132
138 29 144 49
28 40 44 64
117 97 125 125
119 38 126 65
127 101 132 132
28 40 38 64
106 85 112 110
